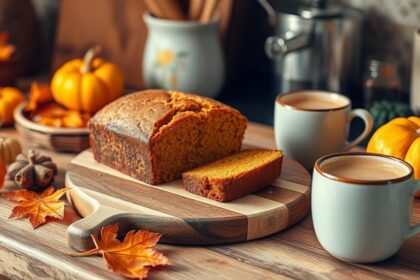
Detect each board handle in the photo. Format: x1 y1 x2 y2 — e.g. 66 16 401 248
67 205 126 251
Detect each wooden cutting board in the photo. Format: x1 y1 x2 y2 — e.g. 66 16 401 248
66 138 311 251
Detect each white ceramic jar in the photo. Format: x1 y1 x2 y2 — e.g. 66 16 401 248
142 13 225 98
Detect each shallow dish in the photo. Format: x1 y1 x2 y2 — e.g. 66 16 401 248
13 102 90 153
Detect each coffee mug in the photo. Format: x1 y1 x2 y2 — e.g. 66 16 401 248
312 152 420 263
274 90 373 169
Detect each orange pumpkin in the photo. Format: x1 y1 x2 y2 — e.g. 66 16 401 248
367 117 420 197
0 136 21 165
51 46 124 113
0 87 24 125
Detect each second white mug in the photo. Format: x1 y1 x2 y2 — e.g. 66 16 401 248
274 90 373 169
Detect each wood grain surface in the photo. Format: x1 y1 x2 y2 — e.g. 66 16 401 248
65 144 310 249
0 123 420 280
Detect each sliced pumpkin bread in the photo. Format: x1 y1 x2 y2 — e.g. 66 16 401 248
182 149 283 202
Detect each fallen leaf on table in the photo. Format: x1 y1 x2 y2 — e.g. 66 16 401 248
24 82 54 113
72 224 171 279
1 186 69 228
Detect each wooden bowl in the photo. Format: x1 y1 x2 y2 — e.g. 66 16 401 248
13 102 90 153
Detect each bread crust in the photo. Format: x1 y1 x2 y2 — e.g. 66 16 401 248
89 90 247 184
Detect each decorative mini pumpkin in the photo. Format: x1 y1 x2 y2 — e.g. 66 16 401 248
367 117 420 197
0 136 21 165
0 87 24 125
51 46 124 113
7 149 57 190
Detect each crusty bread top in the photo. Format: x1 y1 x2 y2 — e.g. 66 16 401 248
89 90 246 143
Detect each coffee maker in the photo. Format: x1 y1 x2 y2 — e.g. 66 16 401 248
259 0 363 95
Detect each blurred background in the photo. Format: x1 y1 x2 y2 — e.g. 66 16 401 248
1 0 419 125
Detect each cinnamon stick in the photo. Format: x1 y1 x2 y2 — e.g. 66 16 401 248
188 0 205 21
144 0 185 20
199 0 220 23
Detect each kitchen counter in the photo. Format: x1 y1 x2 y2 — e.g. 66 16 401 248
0 123 419 280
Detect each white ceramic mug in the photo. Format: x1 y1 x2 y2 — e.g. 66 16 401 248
312 152 420 263
274 90 373 169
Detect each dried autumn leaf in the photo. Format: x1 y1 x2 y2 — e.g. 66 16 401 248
72 224 171 279
1 187 69 228
31 104 91 128
0 32 15 60
24 82 54 113
62 110 91 128
0 45 15 60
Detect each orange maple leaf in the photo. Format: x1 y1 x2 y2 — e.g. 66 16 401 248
0 31 15 60
24 82 54 113
1 187 69 228
72 224 171 279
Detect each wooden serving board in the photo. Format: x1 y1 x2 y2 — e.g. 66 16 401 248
66 140 311 251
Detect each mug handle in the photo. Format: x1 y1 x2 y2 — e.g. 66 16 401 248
407 181 420 239
344 109 373 150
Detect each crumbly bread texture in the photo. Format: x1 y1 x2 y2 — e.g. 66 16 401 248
182 149 283 202
89 90 247 184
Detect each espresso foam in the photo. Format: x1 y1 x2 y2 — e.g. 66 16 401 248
320 156 410 181
278 92 349 110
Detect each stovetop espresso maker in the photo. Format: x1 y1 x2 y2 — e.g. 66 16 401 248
259 0 364 94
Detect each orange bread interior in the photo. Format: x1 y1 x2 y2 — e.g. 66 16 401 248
183 149 283 202
185 150 282 179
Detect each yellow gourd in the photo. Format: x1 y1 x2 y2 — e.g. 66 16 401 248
0 87 24 125
0 137 21 165
51 46 124 113
367 117 420 197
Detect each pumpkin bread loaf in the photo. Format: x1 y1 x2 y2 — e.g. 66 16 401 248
182 149 283 202
89 90 247 184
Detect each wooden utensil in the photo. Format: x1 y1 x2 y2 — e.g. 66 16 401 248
200 0 220 23
144 0 185 20
66 141 311 251
188 0 205 21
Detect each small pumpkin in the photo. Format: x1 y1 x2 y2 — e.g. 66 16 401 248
7 149 57 190
0 137 21 165
51 46 124 113
367 116 420 197
0 87 24 125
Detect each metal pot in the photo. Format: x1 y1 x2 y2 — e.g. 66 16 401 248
259 0 363 94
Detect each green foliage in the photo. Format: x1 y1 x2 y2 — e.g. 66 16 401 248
370 100 413 130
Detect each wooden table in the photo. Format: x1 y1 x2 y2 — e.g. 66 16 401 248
0 123 419 280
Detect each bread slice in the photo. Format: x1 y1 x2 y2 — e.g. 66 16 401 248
182 149 283 202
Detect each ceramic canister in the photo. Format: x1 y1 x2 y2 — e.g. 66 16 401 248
142 13 225 98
